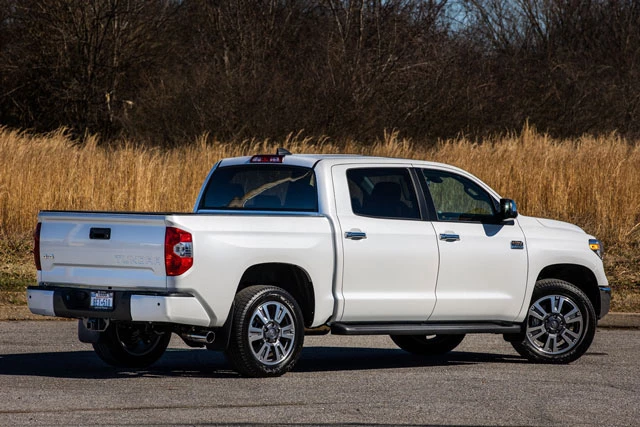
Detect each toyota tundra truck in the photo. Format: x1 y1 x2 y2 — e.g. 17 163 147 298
27 150 611 377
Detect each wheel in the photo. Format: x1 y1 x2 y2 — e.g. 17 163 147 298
511 279 596 364
93 322 171 368
225 286 304 377
390 334 465 355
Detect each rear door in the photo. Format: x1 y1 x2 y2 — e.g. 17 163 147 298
417 168 528 321
38 212 167 290
332 164 439 322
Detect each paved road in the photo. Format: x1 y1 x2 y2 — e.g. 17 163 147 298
0 322 637 426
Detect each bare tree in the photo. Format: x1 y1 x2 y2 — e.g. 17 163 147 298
0 0 179 137
1 0 640 144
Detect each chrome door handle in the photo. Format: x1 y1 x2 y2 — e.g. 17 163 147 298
345 231 367 240
439 233 460 242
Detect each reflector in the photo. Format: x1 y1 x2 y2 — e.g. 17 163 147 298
34 222 42 271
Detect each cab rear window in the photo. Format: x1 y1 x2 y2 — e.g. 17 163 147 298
200 165 318 212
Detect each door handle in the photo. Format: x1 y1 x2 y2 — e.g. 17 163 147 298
439 233 460 242
345 231 367 240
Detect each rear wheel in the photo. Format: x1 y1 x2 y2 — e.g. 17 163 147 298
226 286 305 377
511 279 596 364
390 334 465 355
93 322 171 368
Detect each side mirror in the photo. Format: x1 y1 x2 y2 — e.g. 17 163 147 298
500 198 518 220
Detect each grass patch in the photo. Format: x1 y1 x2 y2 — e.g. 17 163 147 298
1 234 638 313
0 126 638 311
0 233 35 298
0 291 27 305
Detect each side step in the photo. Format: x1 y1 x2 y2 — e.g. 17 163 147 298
330 322 522 336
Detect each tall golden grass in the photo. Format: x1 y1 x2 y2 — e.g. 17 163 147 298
1 126 638 243
1 126 639 308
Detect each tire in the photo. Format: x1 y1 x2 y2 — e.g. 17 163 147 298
225 286 305 377
511 279 596 364
390 334 465 355
93 322 171 368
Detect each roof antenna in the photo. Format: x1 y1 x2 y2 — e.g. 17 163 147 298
276 147 292 156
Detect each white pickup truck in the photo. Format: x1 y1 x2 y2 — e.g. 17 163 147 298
28 150 611 377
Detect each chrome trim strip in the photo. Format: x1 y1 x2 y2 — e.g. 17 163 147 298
345 231 367 240
511 240 525 250
439 233 460 242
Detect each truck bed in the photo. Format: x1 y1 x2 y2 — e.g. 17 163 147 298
34 210 336 327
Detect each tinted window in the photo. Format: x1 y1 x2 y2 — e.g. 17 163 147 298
421 169 497 222
201 165 317 211
347 168 420 220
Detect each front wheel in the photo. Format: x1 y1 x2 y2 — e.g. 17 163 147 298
93 322 171 368
390 334 465 355
511 279 596 364
225 286 305 377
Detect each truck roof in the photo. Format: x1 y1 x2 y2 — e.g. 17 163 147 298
218 153 454 170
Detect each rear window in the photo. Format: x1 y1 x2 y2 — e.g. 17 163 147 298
200 165 318 212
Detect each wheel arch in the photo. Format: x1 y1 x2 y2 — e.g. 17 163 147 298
237 263 315 328
536 264 600 315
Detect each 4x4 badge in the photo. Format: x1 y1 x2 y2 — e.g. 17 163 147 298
511 241 524 250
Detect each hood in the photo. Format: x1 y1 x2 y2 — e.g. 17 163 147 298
534 217 586 234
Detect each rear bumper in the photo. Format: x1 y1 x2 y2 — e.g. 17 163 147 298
599 286 611 320
27 286 212 327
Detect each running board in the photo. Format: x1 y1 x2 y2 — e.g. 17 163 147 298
330 322 522 336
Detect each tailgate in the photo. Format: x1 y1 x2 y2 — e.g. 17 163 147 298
38 212 168 290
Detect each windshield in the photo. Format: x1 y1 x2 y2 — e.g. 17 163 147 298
200 165 318 212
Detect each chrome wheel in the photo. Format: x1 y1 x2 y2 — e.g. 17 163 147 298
525 294 584 355
248 301 296 366
227 286 304 377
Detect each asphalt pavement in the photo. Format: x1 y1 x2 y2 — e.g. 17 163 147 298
0 321 638 426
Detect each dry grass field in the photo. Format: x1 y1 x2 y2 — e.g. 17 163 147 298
1 126 638 311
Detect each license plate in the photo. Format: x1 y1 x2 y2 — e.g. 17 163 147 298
90 291 114 309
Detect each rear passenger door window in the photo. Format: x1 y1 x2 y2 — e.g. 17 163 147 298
347 168 420 220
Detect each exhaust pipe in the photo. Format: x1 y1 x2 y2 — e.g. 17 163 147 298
181 331 215 345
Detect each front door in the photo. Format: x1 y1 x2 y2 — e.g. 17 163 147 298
418 168 528 321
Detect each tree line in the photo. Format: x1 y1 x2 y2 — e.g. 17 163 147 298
1 0 639 145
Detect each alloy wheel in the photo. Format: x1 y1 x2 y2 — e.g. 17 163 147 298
525 294 584 355
247 301 296 365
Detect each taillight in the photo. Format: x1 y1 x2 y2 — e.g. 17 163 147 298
34 222 42 271
165 227 193 276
